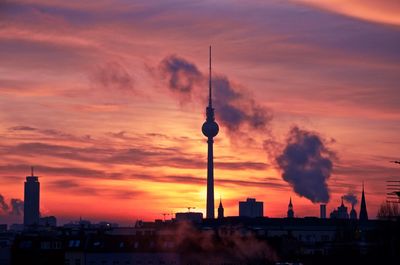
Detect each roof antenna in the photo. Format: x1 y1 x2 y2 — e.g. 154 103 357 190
209 45 212 108
31 166 34 176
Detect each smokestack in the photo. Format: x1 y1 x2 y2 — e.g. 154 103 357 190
320 204 326 219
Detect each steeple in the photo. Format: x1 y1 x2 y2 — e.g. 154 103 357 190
350 204 357 220
218 197 224 219
202 46 219 219
359 182 368 222
287 197 294 218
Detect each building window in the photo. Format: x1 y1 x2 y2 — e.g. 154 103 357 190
41 241 51 249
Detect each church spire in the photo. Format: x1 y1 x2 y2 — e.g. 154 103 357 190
359 182 368 222
218 197 224 219
287 197 294 218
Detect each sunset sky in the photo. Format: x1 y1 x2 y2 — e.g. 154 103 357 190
0 0 399 225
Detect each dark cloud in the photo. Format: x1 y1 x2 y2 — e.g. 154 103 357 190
8 126 36 131
213 76 272 133
1 141 267 171
343 193 358 206
135 174 287 190
0 194 9 212
157 55 273 135
0 164 112 179
47 179 144 199
9 198 23 216
159 55 203 95
91 61 135 91
276 126 335 203
7 126 91 143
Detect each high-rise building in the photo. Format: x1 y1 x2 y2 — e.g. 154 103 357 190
24 167 40 227
320 204 326 219
359 183 368 221
218 198 224 219
239 198 263 218
287 197 294 218
201 46 219 219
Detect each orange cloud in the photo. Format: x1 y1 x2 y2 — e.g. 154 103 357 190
296 0 400 26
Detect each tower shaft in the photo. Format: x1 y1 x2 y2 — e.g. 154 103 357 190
207 138 215 219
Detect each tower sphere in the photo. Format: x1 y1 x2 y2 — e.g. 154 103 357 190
202 119 219 138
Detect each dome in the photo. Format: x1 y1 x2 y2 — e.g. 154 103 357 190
202 121 219 138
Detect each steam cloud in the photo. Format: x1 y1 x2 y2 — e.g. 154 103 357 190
10 198 24 216
343 193 358 206
158 55 273 134
162 222 277 264
0 194 9 212
158 55 335 202
276 127 334 203
159 55 203 94
0 194 24 215
91 61 135 91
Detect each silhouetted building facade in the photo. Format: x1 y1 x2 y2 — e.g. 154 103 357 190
359 184 368 221
202 46 219 219
24 168 40 227
218 198 224 219
330 199 349 219
239 198 263 218
175 212 203 223
40 216 57 227
287 197 294 218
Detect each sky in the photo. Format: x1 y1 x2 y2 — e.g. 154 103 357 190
0 0 399 225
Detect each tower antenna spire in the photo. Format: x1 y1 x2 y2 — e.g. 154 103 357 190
202 46 219 219
31 166 34 176
209 45 212 107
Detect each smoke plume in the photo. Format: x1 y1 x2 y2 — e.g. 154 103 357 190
0 194 9 212
91 61 135 91
9 199 24 216
157 55 336 202
343 193 358 206
0 194 24 215
159 55 203 95
276 126 334 203
158 55 273 135
161 221 277 264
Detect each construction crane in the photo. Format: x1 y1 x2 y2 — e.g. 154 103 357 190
187 207 196 212
161 213 170 221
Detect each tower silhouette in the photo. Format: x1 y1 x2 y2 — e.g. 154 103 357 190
202 46 219 219
359 183 368 221
287 197 294 218
218 198 224 219
24 167 40 227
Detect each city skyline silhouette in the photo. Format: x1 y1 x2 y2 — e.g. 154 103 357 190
0 0 399 226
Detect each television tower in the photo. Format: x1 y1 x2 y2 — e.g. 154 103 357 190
202 46 219 219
